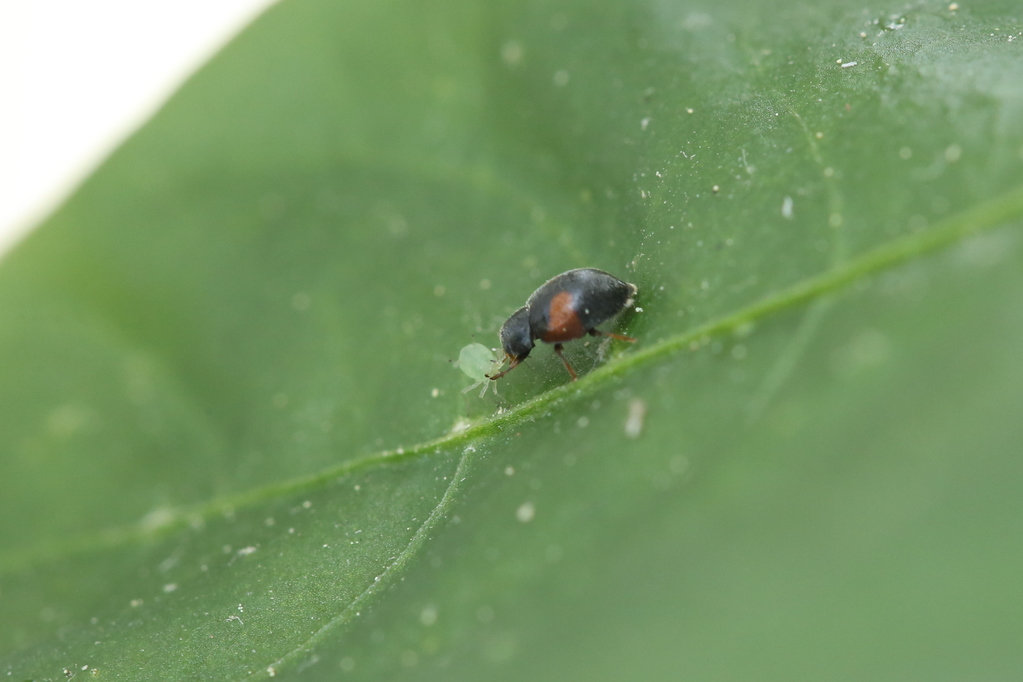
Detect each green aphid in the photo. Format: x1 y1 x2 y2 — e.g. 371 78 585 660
456 343 502 398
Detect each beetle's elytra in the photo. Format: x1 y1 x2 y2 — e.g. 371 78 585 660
488 268 638 382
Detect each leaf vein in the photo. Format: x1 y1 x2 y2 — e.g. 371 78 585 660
2 181 1022 574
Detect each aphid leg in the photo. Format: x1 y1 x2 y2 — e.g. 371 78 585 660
588 328 636 343
553 343 578 381
483 360 502 396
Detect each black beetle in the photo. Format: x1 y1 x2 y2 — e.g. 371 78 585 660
488 268 638 382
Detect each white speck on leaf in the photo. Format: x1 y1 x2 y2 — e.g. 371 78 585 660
420 604 439 626
501 40 523 66
624 398 647 439
782 196 794 219
516 502 536 523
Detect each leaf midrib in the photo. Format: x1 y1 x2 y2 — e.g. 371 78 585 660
2 181 1022 576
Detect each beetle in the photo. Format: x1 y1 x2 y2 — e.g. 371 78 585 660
487 268 638 382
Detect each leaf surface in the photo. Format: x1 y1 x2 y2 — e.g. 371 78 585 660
2 0 1023 679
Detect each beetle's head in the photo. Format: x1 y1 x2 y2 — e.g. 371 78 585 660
488 306 533 380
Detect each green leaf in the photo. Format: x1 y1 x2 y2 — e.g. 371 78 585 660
3 0 1023 679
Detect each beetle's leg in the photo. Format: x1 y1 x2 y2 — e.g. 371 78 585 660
588 328 637 343
553 343 578 381
487 356 521 381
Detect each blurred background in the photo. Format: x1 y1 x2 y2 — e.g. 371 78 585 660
0 0 273 255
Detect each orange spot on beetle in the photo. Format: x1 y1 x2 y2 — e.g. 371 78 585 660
541 291 586 342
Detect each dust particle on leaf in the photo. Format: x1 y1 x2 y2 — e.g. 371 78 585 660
624 398 647 439
516 502 536 523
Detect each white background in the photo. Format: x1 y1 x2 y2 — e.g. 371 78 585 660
0 0 276 256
